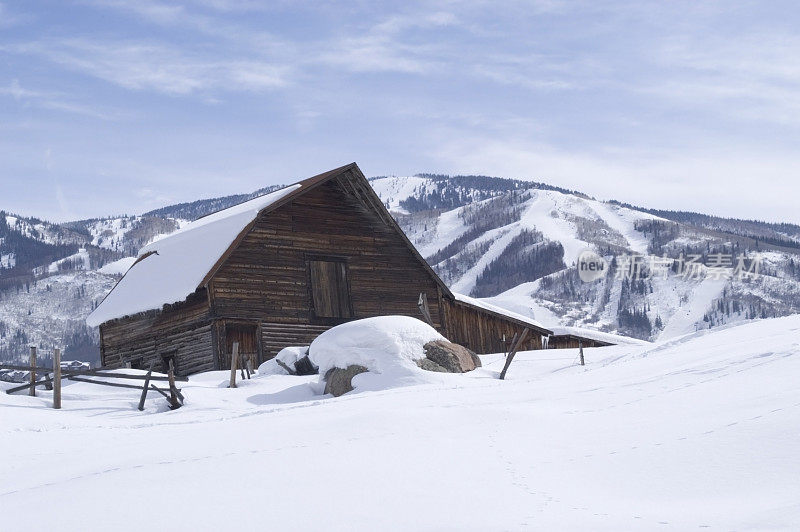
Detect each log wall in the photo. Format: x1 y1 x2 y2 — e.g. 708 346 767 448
99 290 214 376
442 298 545 354
547 335 611 349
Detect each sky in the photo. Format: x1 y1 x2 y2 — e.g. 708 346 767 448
1 0 800 223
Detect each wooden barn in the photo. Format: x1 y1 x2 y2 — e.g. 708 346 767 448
88 163 603 376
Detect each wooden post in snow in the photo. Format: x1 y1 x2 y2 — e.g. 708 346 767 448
499 328 529 380
579 341 585 366
229 342 239 389
167 358 180 409
137 362 154 411
53 348 61 409
29 346 37 397
506 332 518 358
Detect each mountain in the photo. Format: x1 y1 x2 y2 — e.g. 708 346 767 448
369 175 800 340
3 173 800 363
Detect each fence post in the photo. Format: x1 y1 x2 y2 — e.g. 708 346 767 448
53 348 61 409
167 358 181 409
138 362 154 411
579 341 585 366
500 328 530 380
29 346 37 397
229 342 239 388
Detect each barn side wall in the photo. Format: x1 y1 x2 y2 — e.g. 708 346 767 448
548 335 610 349
442 298 544 354
99 290 214 376
209 178 446 360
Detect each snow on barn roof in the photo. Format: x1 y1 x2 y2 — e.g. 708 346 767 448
86 184 301 327
548 326 650 346
452 292 551 334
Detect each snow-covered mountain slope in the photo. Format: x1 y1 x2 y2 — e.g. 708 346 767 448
372 175 800 341
0 211 187 363
2 316 798 530
0 271 115 361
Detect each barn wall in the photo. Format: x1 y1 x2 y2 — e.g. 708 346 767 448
210 178 445 360
548 335 609 349
442 299 544 354
99 290 214 376
261 322 329 361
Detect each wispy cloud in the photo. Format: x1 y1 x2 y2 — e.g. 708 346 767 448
82 0 284 50
0 79 116 119
10 2 584 95
649 32 800 126
5 39 290 95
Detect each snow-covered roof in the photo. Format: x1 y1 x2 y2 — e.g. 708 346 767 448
548 326 650 346
86 185 301 326
452 292 550 333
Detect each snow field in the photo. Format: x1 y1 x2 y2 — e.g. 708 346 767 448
1 315 798 530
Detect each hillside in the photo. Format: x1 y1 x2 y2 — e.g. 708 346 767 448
370 175 800 340
2 316 798 529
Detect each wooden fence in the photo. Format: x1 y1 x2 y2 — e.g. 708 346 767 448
1 346 186 411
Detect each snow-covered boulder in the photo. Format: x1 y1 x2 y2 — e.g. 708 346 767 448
308 315 447 395
257 346 309 376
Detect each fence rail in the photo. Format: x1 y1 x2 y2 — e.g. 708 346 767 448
0 348 185 411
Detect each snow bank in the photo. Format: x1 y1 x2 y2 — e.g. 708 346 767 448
308 316 446 393
86 185 300 326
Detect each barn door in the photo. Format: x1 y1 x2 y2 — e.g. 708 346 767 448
225 323 259 370
309 259 352 319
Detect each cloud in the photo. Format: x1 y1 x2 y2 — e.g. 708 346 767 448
310 11 459 74
48 2 585 92
82 0 284 50
649 32 800 126
5 39 290 95
0 79 116 119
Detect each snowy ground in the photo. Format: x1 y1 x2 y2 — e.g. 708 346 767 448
2 316 799 530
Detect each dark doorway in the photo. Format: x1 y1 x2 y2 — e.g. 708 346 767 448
225 322 260 369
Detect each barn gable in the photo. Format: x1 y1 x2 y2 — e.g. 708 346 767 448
207 166 464 364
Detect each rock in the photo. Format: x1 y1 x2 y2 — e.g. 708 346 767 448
294 354 318 376
422 340 478 373
323 365 368 397
415 357 448 372
468 348 482 368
